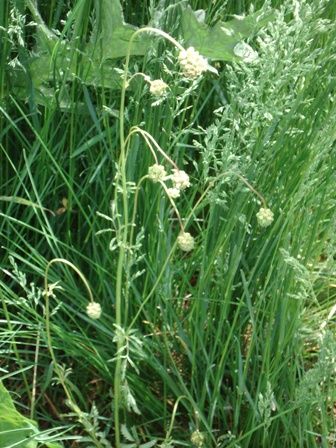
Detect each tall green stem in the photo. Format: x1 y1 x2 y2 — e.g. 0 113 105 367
44 258 103 448
113 27 185 448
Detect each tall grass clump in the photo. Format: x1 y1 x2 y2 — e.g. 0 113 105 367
0 0 336 447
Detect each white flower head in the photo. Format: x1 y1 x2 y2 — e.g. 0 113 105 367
171 169 190 190
86 301 102 319
148 164 167 183
166 187 181 199
178 46 209 79
256 207 274 228
149 79 168 97
191 430 205 447
177 231 195 252
233 42 259 63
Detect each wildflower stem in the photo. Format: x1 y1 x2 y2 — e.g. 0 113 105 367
44 258 103 448
124 175 148 322
114 26 186 448
159 180 184 230
131 26 184 52
30 323 41 420
163 395 193 442
126 71 150 86
125 128 159 164
126 126 178 168
44 260 90 392
185 171 267 227
234 172 267 207
129 175 148 251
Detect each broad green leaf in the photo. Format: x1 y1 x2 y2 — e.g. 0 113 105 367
0 381 37 448
8 0 274 103
27 0 150 60
94 0 151 60
15 0 148 103
0 383 63 448
29 48 122 91
181 7 274 60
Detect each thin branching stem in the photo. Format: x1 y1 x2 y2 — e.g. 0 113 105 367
44 258 103 448
114 26 187 448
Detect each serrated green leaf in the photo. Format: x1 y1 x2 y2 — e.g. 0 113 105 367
15 0 146 102
181 7 274 60
140 440 157 448
95 0 151 60
9 1 274 102
121 424 135 442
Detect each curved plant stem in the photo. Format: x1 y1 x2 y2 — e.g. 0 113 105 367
125 128 159 164
163 395 195 442
128 176 148 251
125 126 178 168
30 323 41 420
44 258 103 448
159 180 184 230
114 26 186 448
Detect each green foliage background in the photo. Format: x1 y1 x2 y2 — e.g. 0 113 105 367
1 0 336 447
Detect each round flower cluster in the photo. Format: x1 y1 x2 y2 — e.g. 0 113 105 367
149 79 168 97
166 187 180 199
256 207 274 228
233 42 259 63
177 231 195 252
86 301 102 319
148 164 167 183
171 169 191 190
147 165 194 252
148 165 190 197
190 430 205 447
178 47 209 79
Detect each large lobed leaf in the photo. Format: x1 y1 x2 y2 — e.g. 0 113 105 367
94 0 150 59
5 0 273 105
0 382 62 448
0 381 37 448
181 7 274 60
